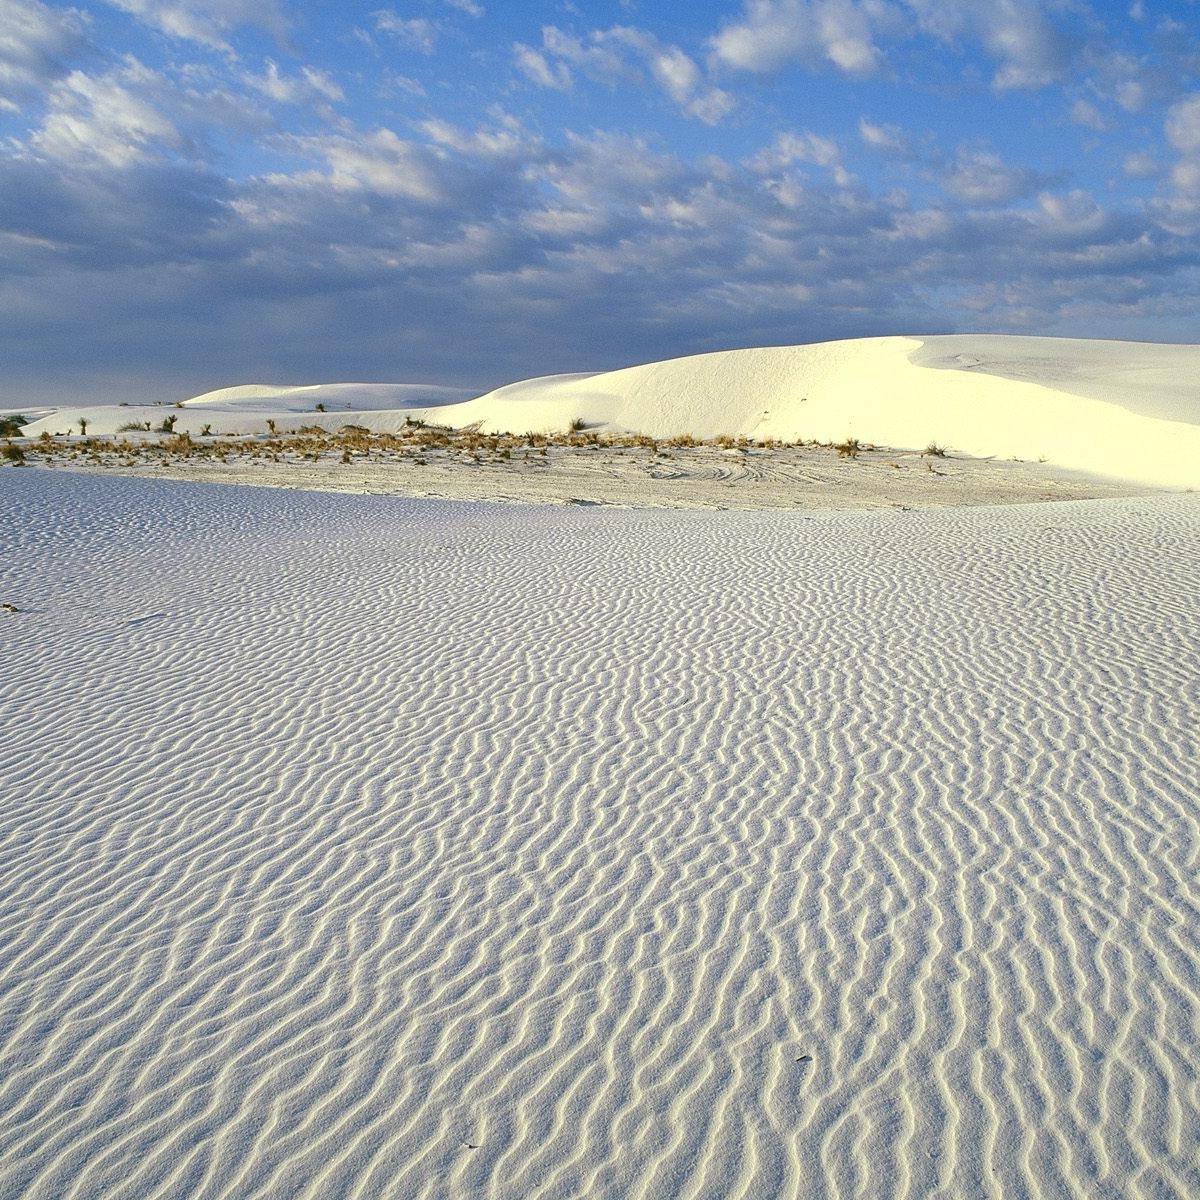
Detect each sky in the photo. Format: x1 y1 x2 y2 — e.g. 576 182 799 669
2 0 1200 402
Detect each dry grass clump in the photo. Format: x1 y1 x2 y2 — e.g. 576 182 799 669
924 442 948 457
15 420 925 481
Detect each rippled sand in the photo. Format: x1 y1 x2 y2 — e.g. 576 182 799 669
2 470 1198 1198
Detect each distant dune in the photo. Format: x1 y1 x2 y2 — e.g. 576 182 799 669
15 335 1200 487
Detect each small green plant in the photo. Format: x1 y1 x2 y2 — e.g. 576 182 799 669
2 444 26 464
0 415 29 437
117 420 151 432
201 424 212 437
569 417 587 432
405 416 425 428
78 418 88 436
923 442 947 458
159 414 177 433
267 419 277 435
315 403 326 412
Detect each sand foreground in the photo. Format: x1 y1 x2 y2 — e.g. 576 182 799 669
1 471 1198 1198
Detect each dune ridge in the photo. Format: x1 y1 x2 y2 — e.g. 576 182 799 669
14 335 1200 489
2 471 1198 1198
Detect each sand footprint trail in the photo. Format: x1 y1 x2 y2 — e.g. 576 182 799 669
1 471 1198 1198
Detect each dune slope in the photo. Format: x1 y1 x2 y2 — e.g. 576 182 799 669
17 335 1200 489
444 335 1200 488
2 471 1198 1199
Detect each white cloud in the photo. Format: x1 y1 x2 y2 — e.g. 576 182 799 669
1123 151 1157 179
605 27 735 123
373 12 438 54
712 0 1069 88
0 0 87 108
420 114 537 161
710 0 883 76
513 43 571 91
858 117 909 156
1069 99 1107 132
909 0 1068 90
1115 80 1145 112
444 0 483 16
104 0 288 53
1156 95 1200 233
518 25 734 124
752 130 852 185
245 60 343 105
1034 189 1106 236
280 128 446 202
33 60 181 167
1165 95 1200 155
942 148 1037 205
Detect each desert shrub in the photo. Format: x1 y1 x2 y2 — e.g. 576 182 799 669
200 424 212 437
266 419 277 435
2 444 25 464
315 403 326 412
78 418 88 435
117 421 151 432
924 442 948 457
835 437 861 458
159 414 177 433
569 417 587 432
668 433 698 448
0 415 28 437
405 416 425 428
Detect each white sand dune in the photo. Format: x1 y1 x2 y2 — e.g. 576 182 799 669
16 383 473 440
181 382 474 412
441 335 1200 488
15 335 1200 489
2 469 1198 1198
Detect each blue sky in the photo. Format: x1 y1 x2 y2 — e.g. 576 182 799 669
2 0 1200 401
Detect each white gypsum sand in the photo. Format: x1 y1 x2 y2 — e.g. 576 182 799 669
14 436 1146 511
1 469 1197 1198
15 335 1200 490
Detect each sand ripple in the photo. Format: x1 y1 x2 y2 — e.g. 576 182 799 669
1 471 1198 1198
